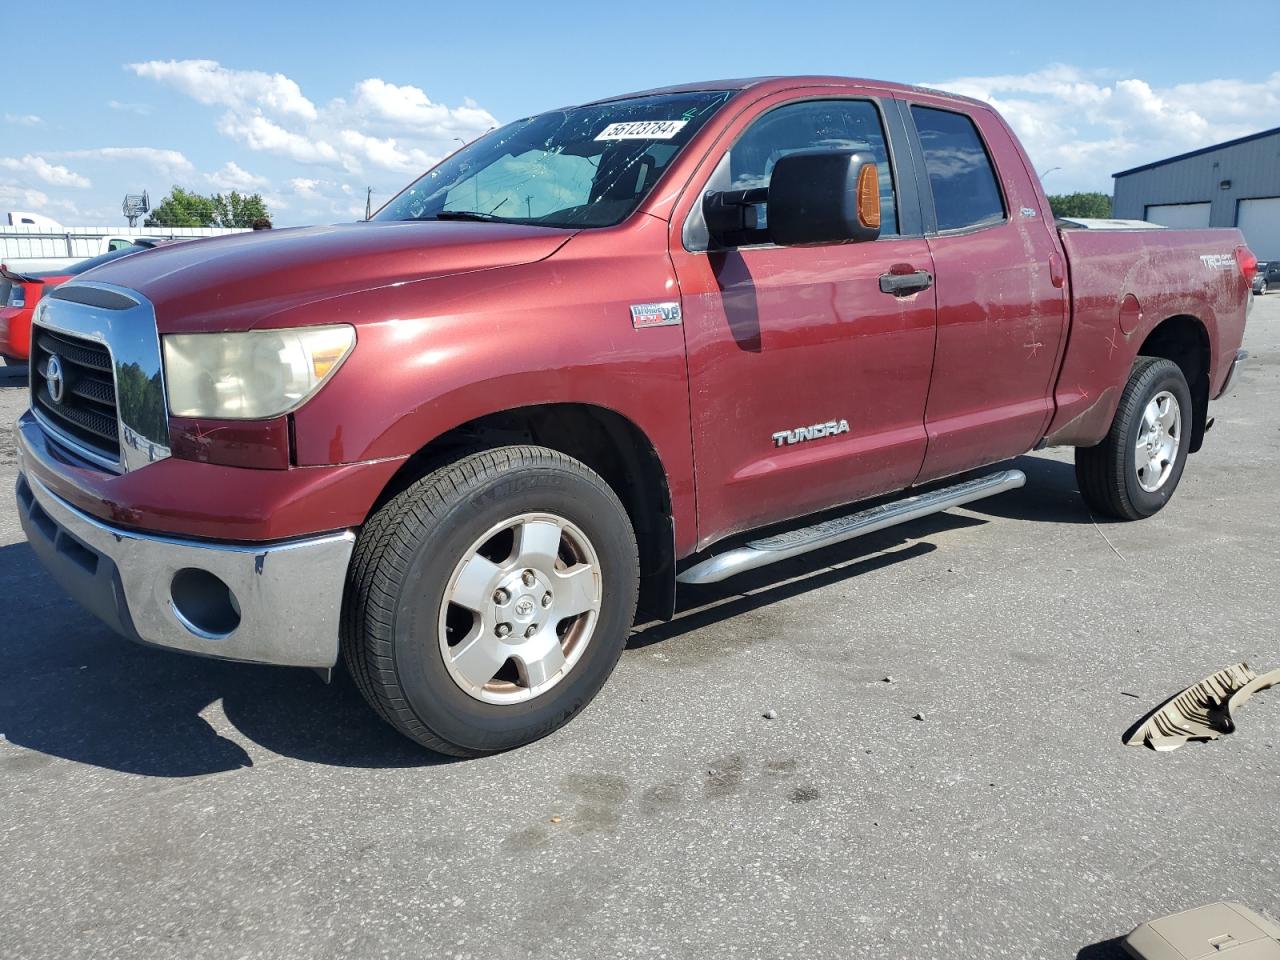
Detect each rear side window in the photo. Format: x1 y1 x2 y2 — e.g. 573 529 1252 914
911 106 1005 232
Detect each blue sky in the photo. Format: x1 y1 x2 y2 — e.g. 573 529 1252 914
4 0 1279 226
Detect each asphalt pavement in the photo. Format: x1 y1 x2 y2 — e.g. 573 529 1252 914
1 298 1277 959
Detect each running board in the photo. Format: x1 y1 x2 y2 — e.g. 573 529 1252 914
676 469 1026 586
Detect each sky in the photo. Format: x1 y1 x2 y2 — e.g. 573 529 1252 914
3 0 1278 227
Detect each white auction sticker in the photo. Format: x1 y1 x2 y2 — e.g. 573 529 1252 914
595 119 688 141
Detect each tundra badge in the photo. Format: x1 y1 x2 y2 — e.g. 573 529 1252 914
772 420 850 447
630 302 682 328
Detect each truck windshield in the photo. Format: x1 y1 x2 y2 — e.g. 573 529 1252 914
373 90 732 229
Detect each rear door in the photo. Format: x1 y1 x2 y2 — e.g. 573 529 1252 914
669 88 937 545
903 98 1068 484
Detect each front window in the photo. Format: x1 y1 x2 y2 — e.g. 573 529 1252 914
685 98 899 250
374 91 732 229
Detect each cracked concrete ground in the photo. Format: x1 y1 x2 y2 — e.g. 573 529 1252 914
1 297 1276 959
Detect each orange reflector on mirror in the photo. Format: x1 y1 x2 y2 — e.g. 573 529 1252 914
857 163 881 230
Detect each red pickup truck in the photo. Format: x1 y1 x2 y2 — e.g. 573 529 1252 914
14 76 1253 756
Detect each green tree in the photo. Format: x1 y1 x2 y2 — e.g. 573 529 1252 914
1048 192 1112 219
144 187 218 227
211 191 271 228
145 187 272 228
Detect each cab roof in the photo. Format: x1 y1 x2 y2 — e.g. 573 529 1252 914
583 76 988 108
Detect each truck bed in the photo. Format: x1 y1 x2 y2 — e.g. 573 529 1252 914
1046 227 1250 446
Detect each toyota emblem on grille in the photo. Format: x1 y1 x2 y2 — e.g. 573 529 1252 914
46 354 66 404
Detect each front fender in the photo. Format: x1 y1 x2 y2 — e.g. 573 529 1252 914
288 216 698 552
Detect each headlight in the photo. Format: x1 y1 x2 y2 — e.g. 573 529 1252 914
163 325 355 419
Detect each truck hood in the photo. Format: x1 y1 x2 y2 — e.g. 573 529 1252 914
76 221 574 333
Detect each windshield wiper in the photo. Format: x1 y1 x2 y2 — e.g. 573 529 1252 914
430 210 509 222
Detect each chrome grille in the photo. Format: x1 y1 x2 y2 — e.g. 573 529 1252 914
30 325 121 462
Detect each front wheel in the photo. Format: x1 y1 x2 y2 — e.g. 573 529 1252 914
342 445 639 756
1075 357 1192 520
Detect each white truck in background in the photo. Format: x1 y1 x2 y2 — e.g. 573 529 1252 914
2 212 248 272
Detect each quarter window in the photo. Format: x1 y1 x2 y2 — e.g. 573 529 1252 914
910 106 1005 232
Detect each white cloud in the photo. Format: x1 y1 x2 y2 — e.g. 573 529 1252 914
216 113 341 165
926 65 1280 191
129 59 317 120
133 58 491 181
288 177 325 200
0 183 51 210
349 79 497 134
0 182 104 223
62 146 195 181
337 129 437 173
0 155 91 188
107 100 153 116
3 113 42 126
118 58 497 222
207 160 268 191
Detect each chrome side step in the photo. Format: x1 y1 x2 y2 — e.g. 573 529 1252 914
677 469 1026 586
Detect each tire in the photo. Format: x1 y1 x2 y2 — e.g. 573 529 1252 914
1075 357 1192 521
342 445 639 756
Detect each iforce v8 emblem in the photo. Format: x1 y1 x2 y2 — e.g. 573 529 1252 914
630 302 682 329
772 419 851 448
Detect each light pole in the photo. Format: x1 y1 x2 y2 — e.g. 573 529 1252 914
1038 166 1062 181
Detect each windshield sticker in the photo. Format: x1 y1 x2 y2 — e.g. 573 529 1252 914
596 120 689 141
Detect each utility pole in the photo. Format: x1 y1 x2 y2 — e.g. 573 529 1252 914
525 194 533 218
364 187 372 220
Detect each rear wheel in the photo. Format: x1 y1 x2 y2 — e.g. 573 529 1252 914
342 445 639 756
1075 357 1192 520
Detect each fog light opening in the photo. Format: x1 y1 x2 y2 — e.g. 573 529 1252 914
170 568 242 639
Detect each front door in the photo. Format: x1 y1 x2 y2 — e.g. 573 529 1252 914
669 93 938 547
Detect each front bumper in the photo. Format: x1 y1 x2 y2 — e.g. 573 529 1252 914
16 470 355 668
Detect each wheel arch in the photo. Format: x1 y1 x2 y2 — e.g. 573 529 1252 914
1136 314 1212 453
368 402 678 622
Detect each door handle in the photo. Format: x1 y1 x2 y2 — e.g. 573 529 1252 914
879 270 933 296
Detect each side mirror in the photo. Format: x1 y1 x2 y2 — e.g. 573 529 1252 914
767 150 881 246
701 186 768 247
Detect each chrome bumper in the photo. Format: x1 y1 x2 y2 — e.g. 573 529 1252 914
15 469 355 668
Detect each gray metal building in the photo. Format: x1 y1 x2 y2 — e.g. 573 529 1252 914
1112 126 1280 260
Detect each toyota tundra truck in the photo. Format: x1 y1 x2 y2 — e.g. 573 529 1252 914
13 77 1254 756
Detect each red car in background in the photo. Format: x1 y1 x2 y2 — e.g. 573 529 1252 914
1 242 162 363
